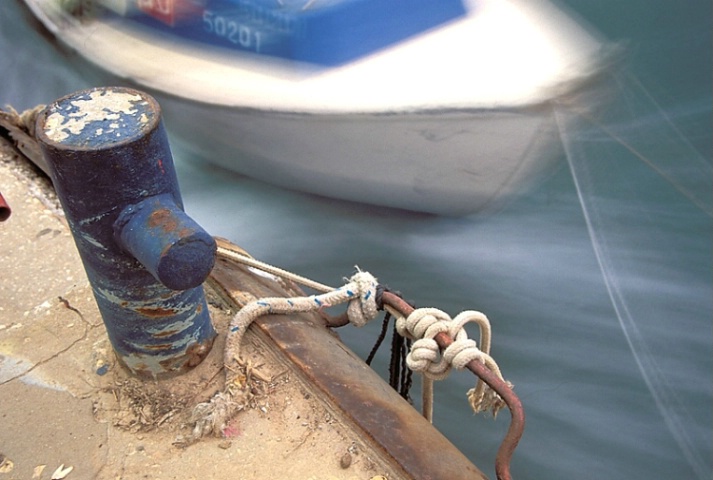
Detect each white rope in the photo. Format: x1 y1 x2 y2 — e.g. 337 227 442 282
225 270 379 364
217 244 334 293
187 248 512 441
394 307 509 416
184 270 380 442
219 246 512 415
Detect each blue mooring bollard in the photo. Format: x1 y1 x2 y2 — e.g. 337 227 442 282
36 87 217 379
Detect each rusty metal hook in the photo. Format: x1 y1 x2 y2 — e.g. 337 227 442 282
380 291 524 480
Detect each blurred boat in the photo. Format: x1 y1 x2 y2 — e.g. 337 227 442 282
22 0 607 214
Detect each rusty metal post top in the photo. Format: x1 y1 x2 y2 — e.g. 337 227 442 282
37 87 158 150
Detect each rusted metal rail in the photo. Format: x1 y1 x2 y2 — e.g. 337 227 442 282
381 291 525 480
209 256 489 480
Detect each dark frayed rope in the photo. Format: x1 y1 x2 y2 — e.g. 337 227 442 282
364 285 414 402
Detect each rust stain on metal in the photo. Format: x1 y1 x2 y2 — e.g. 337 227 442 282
147 207 178 232
152 337 216 373
255 317 485 480
143 343 173 351
117 359 152 378
185 339 213 367
135 306 178 317
209 255 487 480
152 329 179 338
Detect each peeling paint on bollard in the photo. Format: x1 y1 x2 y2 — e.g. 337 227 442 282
35 87 217 379
114 194 216 291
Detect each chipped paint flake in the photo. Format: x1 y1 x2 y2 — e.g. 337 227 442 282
43 90 150 143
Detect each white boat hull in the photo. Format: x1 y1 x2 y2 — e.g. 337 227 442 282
22 0 605 214
160 99 562 214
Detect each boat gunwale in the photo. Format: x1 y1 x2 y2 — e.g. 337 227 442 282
21 0 609 115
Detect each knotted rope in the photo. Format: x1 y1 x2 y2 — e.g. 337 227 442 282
185 270 380 442
393 307 510 417
187 252 511 441
225 270 380 360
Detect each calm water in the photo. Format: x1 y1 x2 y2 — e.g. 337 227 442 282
2 1 711 479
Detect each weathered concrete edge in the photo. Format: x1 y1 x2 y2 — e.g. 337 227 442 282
209 255 488 480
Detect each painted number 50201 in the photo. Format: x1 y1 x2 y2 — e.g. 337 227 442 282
203 11 262 52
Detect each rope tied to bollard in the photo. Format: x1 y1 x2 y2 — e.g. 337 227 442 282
185 268 381 443
189 246 523 480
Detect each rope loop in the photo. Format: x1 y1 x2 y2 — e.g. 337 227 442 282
345 270 379 327
390 305 509 416
443 338 483 370
407 338 451 380
397 307 450 340
190 246 517 453
397 307 489 381
450 310 491 353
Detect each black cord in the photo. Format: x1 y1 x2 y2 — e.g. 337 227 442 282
366 284 415 403
365 312 390 366
399 336 414 401
388 316 402 389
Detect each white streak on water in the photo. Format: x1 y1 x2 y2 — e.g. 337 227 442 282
556 83 710 479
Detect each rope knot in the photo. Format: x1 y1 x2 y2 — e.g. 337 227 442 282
392 307 510 415
396 307 451 339
407 338 451 380
400 308 457 380
345 270 379 327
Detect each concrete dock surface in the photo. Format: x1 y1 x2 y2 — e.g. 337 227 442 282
0 139 486 480
0 140 395 480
